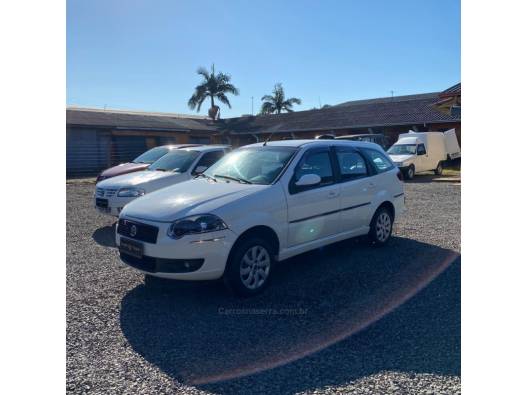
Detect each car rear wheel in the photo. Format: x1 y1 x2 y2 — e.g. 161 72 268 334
224 236 274 297
369 207 393 246
434 161 443 175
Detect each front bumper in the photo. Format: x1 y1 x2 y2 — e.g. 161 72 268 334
94 195 137 217
394 164 410 172
116 216 237 280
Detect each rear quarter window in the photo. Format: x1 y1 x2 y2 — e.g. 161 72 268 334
361 148 394 173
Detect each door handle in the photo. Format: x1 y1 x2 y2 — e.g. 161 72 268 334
327 191 339 198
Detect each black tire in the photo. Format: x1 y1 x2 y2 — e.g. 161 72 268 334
434 161 443 176
224 236 275 297
404 165 415 180
368 206 394 246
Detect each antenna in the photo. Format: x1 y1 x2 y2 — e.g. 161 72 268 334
262 131 274 146
262 123 283 146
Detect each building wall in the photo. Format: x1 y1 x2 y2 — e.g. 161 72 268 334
224 122 461 148
67 127 112 177
67 122 460 177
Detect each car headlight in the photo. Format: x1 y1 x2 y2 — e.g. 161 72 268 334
117 188 146 197
167 214 227 239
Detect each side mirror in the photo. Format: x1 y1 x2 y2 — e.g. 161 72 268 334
417 150 425 156
194 165 208 174
295 174 321 187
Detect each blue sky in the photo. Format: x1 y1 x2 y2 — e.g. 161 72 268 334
67 0 460 118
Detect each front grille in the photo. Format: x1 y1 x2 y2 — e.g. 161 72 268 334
96 187 118 198
105 188 117 197
119 252 204 273
118 219 159 244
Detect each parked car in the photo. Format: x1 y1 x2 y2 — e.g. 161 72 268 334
95 145 230 216
116 139 405 296
336 134 390 150
96 144 200 182
387 130 460 179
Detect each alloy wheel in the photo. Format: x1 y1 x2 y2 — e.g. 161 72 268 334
376 212 392 242
240 245 271 290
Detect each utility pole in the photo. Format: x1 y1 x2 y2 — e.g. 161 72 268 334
251 96 254 115
318 96 322 109
390 90 394 99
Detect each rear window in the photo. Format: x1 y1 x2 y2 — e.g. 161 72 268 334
361 148 394 173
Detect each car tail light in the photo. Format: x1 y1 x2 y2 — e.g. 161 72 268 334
396 169 404 181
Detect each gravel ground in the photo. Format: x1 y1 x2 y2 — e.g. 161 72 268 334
67 180 460 394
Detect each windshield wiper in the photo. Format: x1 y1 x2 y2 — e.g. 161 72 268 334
214 174 252 184
195 173 217 182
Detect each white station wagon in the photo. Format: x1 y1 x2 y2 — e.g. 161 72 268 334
116 140 405 296
95 145 230 216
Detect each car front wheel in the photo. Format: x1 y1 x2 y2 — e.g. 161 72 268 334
369 207 393 246
405 165 415 180
224 236 274 297
434 161 443 175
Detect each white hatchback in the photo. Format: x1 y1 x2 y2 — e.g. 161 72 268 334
117 140 405 296
95 145 230 216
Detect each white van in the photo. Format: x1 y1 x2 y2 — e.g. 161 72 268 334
387 130 460 179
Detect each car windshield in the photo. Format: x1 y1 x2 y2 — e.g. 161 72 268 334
148 150 199 172
387 144 417 155
132 147 170 164
204 146 297 185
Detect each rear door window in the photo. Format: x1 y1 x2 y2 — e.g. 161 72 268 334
335 148 368 181
361 148 394 174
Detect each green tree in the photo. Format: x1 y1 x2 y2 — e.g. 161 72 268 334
260 83 302 114
188 64 239 119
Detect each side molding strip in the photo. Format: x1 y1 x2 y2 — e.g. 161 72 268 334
289 202 371 224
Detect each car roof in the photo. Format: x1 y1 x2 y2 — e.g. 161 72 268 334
154 144 201 150
244 139 382 150
180 144 231 152
396 137 422 145
336 134 384 139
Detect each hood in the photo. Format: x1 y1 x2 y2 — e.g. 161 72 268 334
388 154 415 163
99 163 149 178
97 170 180 189
121 178 266 222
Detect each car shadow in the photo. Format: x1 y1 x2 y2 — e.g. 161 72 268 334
404 173 459 184
92 223 117 248
119 237 460 393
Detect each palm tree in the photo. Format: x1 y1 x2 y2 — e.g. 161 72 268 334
260 83 302 114
188 64 239 119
